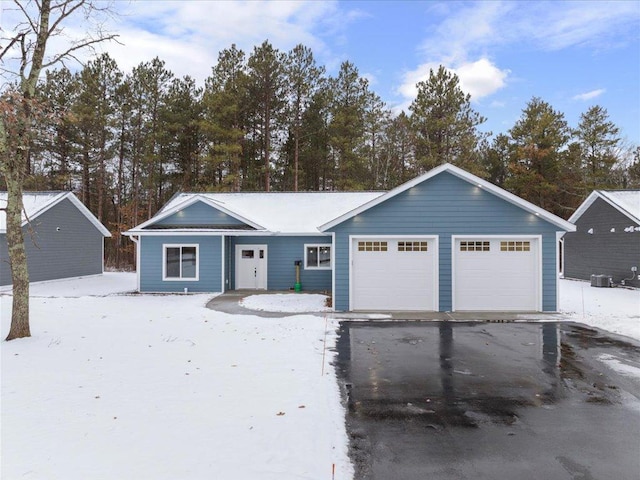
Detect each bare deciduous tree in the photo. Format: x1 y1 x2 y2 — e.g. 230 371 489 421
0 0 117 341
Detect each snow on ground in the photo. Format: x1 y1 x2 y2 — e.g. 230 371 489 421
0 271 137 297
240 293 332 313
558 278 640 341
1 274 639 480
1 274 351 480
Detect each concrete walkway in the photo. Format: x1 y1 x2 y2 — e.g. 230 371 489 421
206 290 565 322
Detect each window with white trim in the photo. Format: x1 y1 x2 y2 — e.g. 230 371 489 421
460 241 490 252
305 244 331 269
163 244 199 280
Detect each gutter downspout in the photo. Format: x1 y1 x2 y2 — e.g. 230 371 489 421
128 234 141 292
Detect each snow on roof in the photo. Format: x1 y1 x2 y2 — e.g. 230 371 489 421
599 190 640 223
149 191 384 233
569 190 640 225
0 191 67 233
0 191 111 236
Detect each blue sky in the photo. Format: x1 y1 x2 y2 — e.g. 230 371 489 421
3 0 639 145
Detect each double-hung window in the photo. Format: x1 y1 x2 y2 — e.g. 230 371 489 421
163 244 199 280
305 244 331 269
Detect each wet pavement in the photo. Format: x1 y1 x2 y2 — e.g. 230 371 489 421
335 321 640 480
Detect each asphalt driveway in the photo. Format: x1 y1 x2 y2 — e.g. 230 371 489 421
334 321 640 480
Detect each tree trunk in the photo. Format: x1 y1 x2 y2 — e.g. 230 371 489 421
4 168 30 341
294 126 299 192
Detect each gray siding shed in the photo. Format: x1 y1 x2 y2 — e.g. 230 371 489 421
564 196 640 287
0 195 110 285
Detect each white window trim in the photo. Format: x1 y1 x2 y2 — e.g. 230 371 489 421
162 243 200 281
304 243 332 270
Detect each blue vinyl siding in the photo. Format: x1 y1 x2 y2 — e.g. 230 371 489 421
231 236 332 291
153 201 248 227
327 172 560 312
140 235 222 292
1 198 105 286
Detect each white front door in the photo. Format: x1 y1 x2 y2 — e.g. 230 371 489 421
235 245 268 289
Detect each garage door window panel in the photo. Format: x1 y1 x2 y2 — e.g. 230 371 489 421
398 241 428 252
500 241 531 252
460 241 490 252
357 241 388 252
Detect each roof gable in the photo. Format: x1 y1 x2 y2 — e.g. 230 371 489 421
320 163 575 232
132 195 265 232
569 190 640 225
0 191 111 237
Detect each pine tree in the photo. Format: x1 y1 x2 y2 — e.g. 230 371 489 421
284 44 325 191
409 65 486 172
161 76 203 193
574 105 621 191
201 45 248 191
247 41 287 191
506 97 571 214
73 53 122 221
327 61 371 190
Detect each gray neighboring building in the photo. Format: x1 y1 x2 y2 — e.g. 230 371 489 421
0 192 111 286
563 190 640 288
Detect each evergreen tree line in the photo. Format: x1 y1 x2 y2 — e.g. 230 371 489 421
7 40 639 268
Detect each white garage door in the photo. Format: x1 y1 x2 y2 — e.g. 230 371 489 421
351 237 437 311
453 237 540 311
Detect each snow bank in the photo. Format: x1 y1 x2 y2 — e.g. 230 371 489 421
240 293 332 313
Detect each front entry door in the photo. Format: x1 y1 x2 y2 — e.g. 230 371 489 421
235 245 268 289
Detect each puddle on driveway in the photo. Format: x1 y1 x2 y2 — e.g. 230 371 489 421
335 321 640 480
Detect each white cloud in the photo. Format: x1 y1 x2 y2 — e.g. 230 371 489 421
455 59 509 100
1 0 353 84
417 1 639 57
396 58 509 107
572 89 606 101
100 1 342 82
392 0 636 114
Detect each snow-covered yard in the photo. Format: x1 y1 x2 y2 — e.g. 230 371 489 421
558 278 640 340
1 273 350 480
1 273 638 479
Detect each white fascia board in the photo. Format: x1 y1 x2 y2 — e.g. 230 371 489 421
131 194 265 231
319 163 576 232
572 190 640 225
124 230 246 236
568 191 597 224
64 193 112 237
9 192 111 237
123 229 329 237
